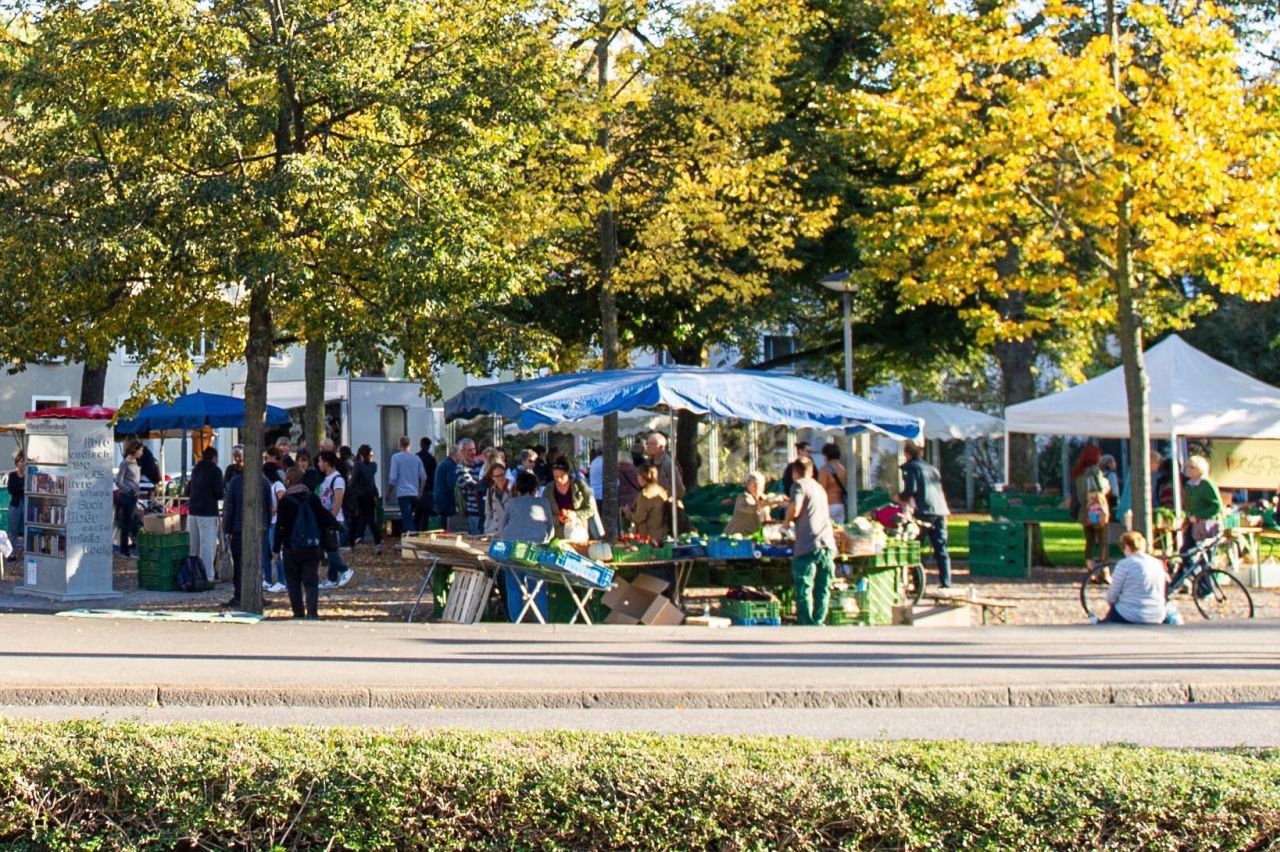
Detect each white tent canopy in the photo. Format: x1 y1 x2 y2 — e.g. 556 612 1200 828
901 401 1005 441
1005 335 1280 440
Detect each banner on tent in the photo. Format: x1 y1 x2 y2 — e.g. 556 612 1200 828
1206 439 1280 489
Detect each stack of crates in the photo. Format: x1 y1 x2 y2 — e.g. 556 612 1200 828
137 530 188 591
990 492 1071 523
967 521 1030 578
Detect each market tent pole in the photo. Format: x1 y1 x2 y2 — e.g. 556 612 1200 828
1002 429 1011 487
1060 439 1070 496
964 441 974 511
669 406 678 541
1170 431 1182 520
747 421 758 473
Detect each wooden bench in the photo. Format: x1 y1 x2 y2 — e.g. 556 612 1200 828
924 592 1019 625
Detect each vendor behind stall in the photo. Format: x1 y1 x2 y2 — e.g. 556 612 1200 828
623 465 670 544
723 472 779 537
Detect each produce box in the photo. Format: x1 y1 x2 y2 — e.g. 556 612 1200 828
137 530 190 551
487 539 543 567
706 538 756 560
533 547 615 590
137 554 181 591
851 567 900 626
720 597 781 626
142 513 183 535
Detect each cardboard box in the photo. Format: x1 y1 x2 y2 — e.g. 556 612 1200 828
893 604 972 628
142 513 182 534
602 574 684 625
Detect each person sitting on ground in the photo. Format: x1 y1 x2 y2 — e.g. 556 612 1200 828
1101 531 1168 625
274 465 343 619
723 471 778 537
623 464 670 544
501 472 553 543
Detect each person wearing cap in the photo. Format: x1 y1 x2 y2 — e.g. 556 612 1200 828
901 442 952 588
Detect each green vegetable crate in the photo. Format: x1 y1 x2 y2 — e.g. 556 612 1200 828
137 531 189 592
967 521 1031 578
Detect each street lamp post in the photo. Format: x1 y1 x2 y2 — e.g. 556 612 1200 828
819 271 865 498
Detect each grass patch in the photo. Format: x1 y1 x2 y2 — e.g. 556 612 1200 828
949 518 1089 568
0 721 1276 849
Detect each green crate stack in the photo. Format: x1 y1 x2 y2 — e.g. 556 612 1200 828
968 521 1030 578
0 487 8 532
989 492 1072 523
137 531 189 592
720 597 781 624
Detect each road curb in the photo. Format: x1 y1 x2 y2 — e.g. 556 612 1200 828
0 682 1277 710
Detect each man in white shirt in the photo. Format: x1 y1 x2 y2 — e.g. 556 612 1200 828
1102 531 1168 624
317 451 354 589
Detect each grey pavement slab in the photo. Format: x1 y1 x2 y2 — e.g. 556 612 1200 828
0 614 1276 708
5 704 1278 747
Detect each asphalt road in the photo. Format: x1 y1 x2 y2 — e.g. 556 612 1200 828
3 703 1277 747
0 613 1277 710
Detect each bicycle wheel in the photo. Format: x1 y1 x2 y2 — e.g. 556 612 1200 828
1192 569 1255 620
904 563 925 606
1079 564 1113 620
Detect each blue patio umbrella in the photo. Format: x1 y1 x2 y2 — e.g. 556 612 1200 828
115 391 292 436
445 366 921 438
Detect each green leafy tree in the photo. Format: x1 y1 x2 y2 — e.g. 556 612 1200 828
0 0 557 609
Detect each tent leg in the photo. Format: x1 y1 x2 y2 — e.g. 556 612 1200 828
1170 432 1182 521
670 407 678 542
964 442 974 511
1002 429 1010 488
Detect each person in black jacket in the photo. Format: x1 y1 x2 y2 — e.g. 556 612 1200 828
221 469 273 610
274 465 342 619
187 447 225 582
414 437 437 531
7 450 25 562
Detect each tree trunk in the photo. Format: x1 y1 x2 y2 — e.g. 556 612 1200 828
595 5 620 540
993 242 1037 490
304 337 327 451
675 410 700 490
79 359 108 407
1109 0 1150 537
240 285 273 615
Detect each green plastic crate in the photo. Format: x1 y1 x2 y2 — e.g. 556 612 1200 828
969 553 1030 579
720 597 781 625
137 556 180 591
851 567 899 626
137 530 190 551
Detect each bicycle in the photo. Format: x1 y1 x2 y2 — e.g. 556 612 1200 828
1079 533 1254 621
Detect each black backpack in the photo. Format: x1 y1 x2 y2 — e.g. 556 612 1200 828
287 493 322 553
177 556 214 593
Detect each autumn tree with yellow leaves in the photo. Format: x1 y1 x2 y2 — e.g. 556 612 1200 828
848 0 1280 533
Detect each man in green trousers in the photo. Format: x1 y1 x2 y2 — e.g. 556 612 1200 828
785 456 837 625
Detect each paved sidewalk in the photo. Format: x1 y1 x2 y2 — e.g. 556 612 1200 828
0 614 1276 709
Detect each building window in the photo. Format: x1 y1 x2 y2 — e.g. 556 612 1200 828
763 335 797 368
30 396 72 413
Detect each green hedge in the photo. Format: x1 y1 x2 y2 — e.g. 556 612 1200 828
0 721 1277 849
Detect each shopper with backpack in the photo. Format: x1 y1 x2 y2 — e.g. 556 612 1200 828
274 465 343 619
1071 445 1112 573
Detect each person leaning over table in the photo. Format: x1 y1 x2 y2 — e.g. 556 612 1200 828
502 473 555 543
785 456 836 626
1182 454 1225 555
723 471 776 537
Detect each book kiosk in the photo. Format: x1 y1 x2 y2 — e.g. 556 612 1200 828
20 416 118 601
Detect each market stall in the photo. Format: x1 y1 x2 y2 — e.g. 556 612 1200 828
439 367 928 626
